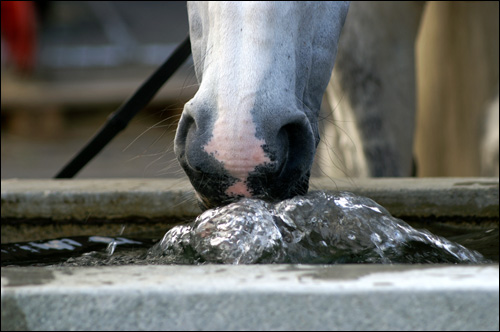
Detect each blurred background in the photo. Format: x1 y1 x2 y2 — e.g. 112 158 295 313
1 1 498 180
1 1 195 179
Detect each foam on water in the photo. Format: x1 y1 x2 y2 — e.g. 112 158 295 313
147 191 490 264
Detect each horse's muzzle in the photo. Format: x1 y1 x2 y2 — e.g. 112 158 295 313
174 103 317 210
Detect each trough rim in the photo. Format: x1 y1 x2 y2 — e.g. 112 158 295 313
1 177 498 220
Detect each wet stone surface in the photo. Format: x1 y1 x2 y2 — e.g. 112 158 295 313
146 191 490 264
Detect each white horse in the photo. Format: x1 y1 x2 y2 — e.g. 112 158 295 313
175 1 349 209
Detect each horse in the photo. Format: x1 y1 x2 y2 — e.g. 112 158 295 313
174 1 350 209
174 1 498 209
320 1 499 178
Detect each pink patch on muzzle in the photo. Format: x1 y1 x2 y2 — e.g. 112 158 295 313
203 104 272 198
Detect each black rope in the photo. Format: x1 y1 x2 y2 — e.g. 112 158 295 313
55 36 191 178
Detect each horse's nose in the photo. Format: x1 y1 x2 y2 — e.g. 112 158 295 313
174 100 317 209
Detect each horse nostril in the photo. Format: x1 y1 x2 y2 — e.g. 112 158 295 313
245 114 316 201
278 118 316 178
174 112 194 158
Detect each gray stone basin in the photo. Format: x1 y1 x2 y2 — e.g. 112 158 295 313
1 178 499 330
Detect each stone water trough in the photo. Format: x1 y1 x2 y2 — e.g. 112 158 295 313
1 177 499 330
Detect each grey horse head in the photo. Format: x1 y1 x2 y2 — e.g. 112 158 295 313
175 1 349 209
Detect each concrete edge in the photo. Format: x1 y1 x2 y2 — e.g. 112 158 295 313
1 177 498 220
311 177 499 220
1 264 499 331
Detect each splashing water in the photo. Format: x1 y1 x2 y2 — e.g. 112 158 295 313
3 191 491 267
147 191 490 264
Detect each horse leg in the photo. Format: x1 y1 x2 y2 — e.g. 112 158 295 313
321 1 425 177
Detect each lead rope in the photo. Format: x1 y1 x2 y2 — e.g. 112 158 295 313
55 35 191 178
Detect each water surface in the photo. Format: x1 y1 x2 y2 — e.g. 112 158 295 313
147 191 492 264
2 191 495 266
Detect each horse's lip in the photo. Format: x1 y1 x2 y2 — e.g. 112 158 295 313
194 175 309 211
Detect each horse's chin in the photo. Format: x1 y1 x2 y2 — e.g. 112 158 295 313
193 175 310 211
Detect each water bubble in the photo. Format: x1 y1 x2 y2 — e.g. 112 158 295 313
151 191 490 264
